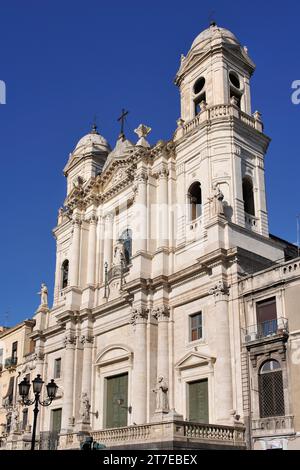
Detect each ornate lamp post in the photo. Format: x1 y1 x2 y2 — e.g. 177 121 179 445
18 374 58 451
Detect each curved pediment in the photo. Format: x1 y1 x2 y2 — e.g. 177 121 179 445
96 344 133 367
175 351 216 371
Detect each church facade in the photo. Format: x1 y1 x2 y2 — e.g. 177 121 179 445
1 23 300 451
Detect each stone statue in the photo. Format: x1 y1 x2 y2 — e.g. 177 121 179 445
113 240 126 266
37 283 48 306
79 392 91 423
10 407 19 433
152 376 169 412
211 184 225 216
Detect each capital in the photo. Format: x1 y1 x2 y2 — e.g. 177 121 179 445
72 216 82 226
209 280 230 298
87 214 98 225
152 305 170 321
80 334 94 345
130 307 149 326
64 333 77 347
156 168 169 180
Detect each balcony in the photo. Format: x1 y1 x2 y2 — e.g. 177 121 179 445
174 104 263 141
243 318 288 344
58 420 246 450
4 357 17 369
252 416 294 438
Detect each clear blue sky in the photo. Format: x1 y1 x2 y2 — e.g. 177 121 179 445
0 0 299 325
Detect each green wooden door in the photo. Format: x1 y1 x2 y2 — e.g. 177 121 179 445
51 408 62 433
188 379 209 423
106 373 128 428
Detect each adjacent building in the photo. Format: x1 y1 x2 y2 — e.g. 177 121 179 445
0 320 35 449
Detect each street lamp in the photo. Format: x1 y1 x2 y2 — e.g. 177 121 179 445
18 374 58 451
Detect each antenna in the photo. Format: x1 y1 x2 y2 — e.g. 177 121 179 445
4 309 9 327
297 215 300 257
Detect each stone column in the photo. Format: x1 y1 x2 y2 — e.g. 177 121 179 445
61 330 76 433
209 281 233 424
157 169 169 249
86 215 97 285
133 172 147 254
152 305 170 395
103 214 113 276
131 307 148 424
69 217 81 287
80 334 94 398
96 216 104 285
78 334 94 430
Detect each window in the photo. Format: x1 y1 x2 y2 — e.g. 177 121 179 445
194 77 205 95
229 71 242 109
190 313 203 341
3 376 14 407
193 77 206 116
11 341 18 364
120 229 132 265
242 177 255 216
259 360 284 418
194 94 206 115
256 297 277 337
229 71 240 89
54 358 61 379
188 182 202 221
61 259 69 289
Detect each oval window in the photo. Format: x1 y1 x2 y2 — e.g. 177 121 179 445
194 77 205 95
229 71 240 89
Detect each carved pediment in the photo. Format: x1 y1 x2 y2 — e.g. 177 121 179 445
175 351 216 371
102 161 136 195
96 344 133 367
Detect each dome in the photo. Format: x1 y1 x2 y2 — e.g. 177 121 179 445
191 23 240 51
73 125 111 155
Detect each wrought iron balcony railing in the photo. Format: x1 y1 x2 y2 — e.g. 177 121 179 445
243 318 288 344
4 356 18 369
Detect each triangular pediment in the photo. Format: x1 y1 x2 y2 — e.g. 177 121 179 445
101 158 136 194
175 351 216 370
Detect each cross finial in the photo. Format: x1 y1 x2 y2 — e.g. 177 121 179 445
117 108 129 139
208 10 216 27
91 115 98 134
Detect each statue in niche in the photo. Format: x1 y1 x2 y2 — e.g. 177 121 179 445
153 376 169 412
113 239 126 266
211 184 225 216
37 283 48 307
79 392 91 423
10 407 19 433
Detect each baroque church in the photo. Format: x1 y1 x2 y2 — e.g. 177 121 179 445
1 22 300 451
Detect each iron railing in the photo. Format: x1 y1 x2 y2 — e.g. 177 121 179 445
243 318 288 343
4 357 17 368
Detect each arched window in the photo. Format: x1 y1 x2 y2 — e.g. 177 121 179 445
120 229 132 265
61 259 69 289
188 182 202 221
229 70 243 109
242 177 255 216
193 77 206 116
259 360 285 418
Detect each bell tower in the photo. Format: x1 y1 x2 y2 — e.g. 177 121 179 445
176 22 254 121
174 23 284 264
